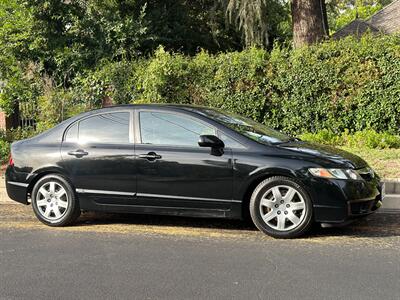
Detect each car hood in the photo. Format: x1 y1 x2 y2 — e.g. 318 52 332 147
277 141 367 169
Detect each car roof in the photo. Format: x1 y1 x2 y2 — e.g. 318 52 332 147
92 103 207 110
28 104 219 143
80 103 214 117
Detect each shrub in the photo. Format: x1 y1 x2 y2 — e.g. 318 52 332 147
0 140 10 163
36 89 82 132
3 34 400 136
87 34 400 135
299 129 343 146
137 48 193 104
6 127 37 141
0 127 37 164
299 129 400 149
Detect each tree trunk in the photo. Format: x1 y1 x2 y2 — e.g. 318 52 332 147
292 0 329 48
102 95 114 108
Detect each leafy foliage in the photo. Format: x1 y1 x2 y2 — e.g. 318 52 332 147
55 35 400 136
300 129 400 149
220 0 291 47
221 0 269 47
0 139 9 163
24 0 148 82
263 34 400 134
0 127 37 163
0 0 244 118
1 2 399 139
0 0 40 114
327 0 393 32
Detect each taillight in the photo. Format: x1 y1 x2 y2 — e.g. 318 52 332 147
8 154 14 166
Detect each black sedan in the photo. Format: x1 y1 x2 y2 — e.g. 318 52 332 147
5 104 382 238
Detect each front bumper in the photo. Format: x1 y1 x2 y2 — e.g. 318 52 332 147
309 176 382 224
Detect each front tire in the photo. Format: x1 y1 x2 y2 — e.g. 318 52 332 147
250 176 313 238
31 174 80 226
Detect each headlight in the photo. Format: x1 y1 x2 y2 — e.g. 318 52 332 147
309 168 362 180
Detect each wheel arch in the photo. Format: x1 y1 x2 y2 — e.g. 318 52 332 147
240 167 299 220
27 167 71 198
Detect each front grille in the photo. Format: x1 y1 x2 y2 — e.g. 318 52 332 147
348 194 381 216
350 200 375 215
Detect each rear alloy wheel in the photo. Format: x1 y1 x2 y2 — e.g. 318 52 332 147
250 176 313 238
32 175 80 226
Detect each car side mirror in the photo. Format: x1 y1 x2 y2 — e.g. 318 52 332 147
198 135 225 149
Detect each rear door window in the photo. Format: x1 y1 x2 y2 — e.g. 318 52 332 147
65 112 131 144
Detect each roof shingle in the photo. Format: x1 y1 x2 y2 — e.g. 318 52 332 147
332 0 400 38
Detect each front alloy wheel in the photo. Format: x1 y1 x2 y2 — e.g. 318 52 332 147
32 174 80 226
250 176 313 238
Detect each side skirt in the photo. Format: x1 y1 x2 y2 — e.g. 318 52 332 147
76 193 243 219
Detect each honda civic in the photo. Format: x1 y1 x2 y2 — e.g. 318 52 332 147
5 104 382 238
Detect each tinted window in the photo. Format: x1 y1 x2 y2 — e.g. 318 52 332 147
140 111 214 146
79 112 130 144
193 108 292 145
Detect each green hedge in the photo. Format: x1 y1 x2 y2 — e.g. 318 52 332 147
300 129 400 149
3 34 400 135
0 127 38 163
67 34 400 135
3 35 400 163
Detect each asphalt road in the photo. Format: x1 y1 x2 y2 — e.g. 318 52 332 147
1 204 399 300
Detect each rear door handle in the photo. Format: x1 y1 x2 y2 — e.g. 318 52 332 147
138 152 162 161
68 149 89 158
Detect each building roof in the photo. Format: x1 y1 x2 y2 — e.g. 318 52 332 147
332 0 400 39
332 19 380 39
368 0 400 34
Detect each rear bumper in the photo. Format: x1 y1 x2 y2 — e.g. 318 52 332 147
5 166 30 205
5 181 29 204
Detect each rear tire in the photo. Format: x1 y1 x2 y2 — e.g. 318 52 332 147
31 174 80 226
250 176 313 238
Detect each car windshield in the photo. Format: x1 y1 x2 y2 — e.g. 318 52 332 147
195 108 292 145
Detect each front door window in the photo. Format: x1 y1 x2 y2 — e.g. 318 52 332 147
139 111 214 147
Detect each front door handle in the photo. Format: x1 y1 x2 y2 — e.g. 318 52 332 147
138 152 162 161
68 149 89 158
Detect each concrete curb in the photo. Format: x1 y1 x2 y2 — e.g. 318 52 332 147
383 195 400 209
382 179 400 210
383 180 400 194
